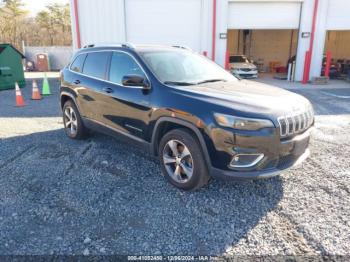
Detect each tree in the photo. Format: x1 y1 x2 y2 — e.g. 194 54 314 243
36 10 54 45
46 3 71 45
35 3 71 46
0 0 28 48
0 0 72 48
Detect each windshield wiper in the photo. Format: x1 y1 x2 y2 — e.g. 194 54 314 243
164 79 227 86
163 81 197 86
196 79 227 84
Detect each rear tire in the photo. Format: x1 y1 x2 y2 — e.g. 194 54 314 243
62 100 88 140
159 128 210 191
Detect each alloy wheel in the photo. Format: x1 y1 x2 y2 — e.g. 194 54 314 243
64 106 78 136
162 139 194 183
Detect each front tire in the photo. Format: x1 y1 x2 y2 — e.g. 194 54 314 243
159 128 210 191
62 100 88 139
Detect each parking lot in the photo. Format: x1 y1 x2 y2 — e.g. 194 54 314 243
1 78 350 256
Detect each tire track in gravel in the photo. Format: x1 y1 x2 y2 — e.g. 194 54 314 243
269 211 318 254
0 145 36 170
63 141 94 176
313 138 350 148
276 211 328 255
305 157 350 196
303 118 350 196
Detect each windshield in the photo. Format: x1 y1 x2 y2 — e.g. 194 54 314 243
230 56 249 63
139 49 238 85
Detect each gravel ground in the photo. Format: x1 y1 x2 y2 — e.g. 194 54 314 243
0 79 350 256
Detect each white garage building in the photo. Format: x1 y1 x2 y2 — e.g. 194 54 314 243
70 0 350 82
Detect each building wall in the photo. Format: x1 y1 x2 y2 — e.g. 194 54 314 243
250 30 298 69
125 0 203 51
71 0 213 56
71 0 350 81
226 0 350 81
324 31 350 60
75 0 126 46
227 30 239 54
215 0 228 66
227 1 302 29
326 0 350 30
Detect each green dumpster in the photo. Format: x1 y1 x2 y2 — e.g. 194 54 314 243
0 43 25 90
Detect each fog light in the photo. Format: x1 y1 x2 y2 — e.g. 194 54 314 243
230 153 264 168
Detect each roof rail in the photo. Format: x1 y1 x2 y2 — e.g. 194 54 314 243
172 45 192 51
121 42 136 49
83 44 95 48
83 42 136 49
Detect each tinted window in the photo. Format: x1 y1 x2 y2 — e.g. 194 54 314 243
230 56 249 63
140 50 237 84
70 54 86 73
83 52 110 79
109 52 145 85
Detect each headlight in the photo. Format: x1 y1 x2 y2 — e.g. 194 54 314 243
214 113 274 130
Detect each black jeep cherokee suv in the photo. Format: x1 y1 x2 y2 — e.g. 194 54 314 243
60 44 314 190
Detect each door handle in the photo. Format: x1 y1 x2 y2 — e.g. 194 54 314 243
102 87 113 93
73 79 81 85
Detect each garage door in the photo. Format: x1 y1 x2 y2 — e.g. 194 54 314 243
326 0 350 30
125 0 202 50
228 1 302 29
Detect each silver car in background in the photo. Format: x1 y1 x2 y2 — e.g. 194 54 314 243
229 55 258 79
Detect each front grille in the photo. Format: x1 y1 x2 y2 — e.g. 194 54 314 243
278 107 314 137
240 68 252 72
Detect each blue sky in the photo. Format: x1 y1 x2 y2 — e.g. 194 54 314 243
23 0 69 15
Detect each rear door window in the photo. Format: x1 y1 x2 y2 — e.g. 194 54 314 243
82 52 110 79
70 54 86 73
108 52 145 85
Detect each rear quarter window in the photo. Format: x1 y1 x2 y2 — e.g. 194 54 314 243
82 52 110 79
70 54 86 73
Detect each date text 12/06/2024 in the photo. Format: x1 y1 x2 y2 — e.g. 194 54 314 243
127 255 221 261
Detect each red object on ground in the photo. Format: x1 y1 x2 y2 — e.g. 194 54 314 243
15 82 25 107
302 0 319 84
203 51 208 57
324 51 332 77
225 51 230 70
31 80 42 100
211 0 217 61
73 0 81 49
275 66 287 73
302 51 311 84
302 51 310 84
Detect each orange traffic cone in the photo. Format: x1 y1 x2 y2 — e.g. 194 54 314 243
31 80 42 100
15 82 25 107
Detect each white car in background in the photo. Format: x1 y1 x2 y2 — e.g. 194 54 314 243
229 55 258 79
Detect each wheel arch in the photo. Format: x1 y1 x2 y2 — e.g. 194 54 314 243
151 117 212 169
60 91 78 109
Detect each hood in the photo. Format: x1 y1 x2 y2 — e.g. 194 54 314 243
230 62 256 69
173 80 311 118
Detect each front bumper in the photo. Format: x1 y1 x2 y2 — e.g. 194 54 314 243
208 126 313 180
231 70 258 78
210 148 310 180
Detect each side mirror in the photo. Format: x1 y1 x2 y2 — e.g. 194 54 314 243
122 75 150 89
